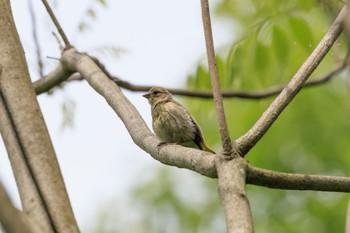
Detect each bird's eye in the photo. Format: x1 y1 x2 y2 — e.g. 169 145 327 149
153 91 159 95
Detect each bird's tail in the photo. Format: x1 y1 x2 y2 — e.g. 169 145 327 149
202 141 215 154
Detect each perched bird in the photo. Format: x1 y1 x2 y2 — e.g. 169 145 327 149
143 87 215 153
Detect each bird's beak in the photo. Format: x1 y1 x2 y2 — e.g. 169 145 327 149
143 93 150 99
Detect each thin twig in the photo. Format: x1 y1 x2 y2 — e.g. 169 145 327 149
34 51 347 97
28 0 44 77
41 0 71 48
200 0 232 156
236 6 346 156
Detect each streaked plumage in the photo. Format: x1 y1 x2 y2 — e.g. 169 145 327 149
143 87 215 153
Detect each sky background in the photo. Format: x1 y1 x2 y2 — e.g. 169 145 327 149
0 0 234 229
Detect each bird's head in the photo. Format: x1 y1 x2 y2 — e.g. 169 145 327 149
143 87 173 106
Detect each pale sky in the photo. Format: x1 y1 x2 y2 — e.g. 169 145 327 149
1 0 233 229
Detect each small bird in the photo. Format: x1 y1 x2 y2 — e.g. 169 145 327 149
143 87 215 153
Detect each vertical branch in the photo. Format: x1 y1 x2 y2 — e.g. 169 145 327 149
200 0 254 232
41 0 71 49
200 0 232 156
216 157 254 233
346 198 350 233
28 0 44 77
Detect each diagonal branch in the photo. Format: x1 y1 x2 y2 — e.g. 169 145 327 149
41 0 71 48
61 48 218 178
60 48 350 193
236 6 346 156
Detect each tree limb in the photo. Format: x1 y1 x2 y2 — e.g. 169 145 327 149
34 55 347 99
200 0 232 155
28 0 44 78
0 1 80 232
235 6 346 156
61 48 218 178
216 157 254 233
0 181 33 233
247 165 350 192
33 62 74 95
41 0 71 48
60 48 350 194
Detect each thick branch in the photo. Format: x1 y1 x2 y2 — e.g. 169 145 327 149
0 181 33 233
0 1 80 232
61 48 217 178
236 6 346 156
200 0 232 154
33 62 74 95
60 48 350 191
0 89 53 233
216 157 254 233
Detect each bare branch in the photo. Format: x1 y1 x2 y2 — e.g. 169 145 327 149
33 62 74 95
236 6 346 156
200 0 232 155
247 165 350 192
346 198 350 233
41 0 71 48
216 157 254 233
0 1 80 232
28 0 44 78
60 48 350 193
0 181 33 233
61 48 218 178
33 53 346 98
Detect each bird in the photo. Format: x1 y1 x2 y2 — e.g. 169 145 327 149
143 87 215 153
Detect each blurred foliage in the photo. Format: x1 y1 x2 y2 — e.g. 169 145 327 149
77 0 108 33
60 97 76 131
185 0 350 233
87 168 226 233
89 1 350 233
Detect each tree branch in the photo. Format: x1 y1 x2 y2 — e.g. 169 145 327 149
346 198 350 233
60 48 350 194
34 55 346 99
61 48 218 178
0 181 33 233
201 1 253 232
33 62 74 95
216 157 254 233
200 0 232 155
247 165 350 192
0 1 80 232
235 6 346 156
41 0 71 48
28 0 44 78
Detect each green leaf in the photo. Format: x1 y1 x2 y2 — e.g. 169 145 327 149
272 26 289 64
289 17 314 52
